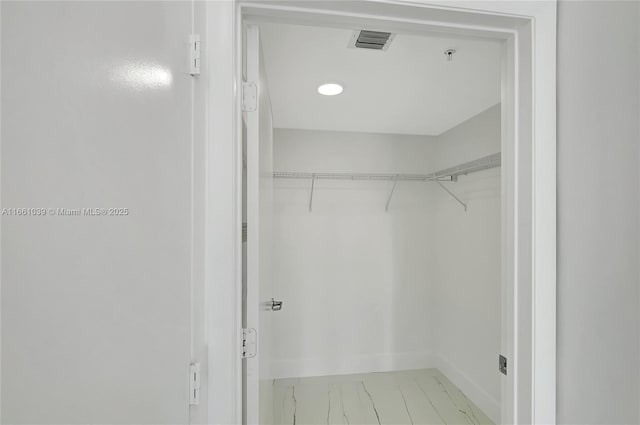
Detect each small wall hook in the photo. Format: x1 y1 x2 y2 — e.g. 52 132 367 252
270 298 283 311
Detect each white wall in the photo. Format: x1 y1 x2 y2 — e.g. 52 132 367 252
433 105 501 169
432 105 501 422
271 129 439 378
557 1 640 424
1 2 207 423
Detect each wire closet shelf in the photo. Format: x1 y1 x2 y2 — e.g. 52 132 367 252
273 153 500 182
272 152 501 212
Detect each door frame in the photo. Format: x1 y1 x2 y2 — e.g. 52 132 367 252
204 1 556 424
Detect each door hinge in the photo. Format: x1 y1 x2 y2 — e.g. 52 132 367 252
189 34 201 76
189 362 201 405
241 328 257 359
499 354 507 376
242 82 257 112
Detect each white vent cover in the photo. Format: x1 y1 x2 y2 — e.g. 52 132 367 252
348 30 395 51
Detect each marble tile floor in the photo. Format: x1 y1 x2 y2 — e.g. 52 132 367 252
273 368 494 425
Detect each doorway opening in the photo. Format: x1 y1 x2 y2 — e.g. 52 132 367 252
245 20 503 425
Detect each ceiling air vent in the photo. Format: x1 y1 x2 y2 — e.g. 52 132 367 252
348 30 395 51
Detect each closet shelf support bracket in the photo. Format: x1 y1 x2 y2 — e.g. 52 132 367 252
309 174 316 212
385 178 399 212
436 180 467 212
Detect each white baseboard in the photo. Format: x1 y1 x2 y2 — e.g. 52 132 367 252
433 354 501 424
271 351 435 379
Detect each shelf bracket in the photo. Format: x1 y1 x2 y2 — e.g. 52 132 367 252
385 178 398 212
436 180 467 212
309 174 315 212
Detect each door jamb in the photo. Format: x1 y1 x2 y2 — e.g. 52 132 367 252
204 1 556 424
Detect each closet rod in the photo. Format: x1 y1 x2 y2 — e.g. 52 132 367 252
272 153 501 182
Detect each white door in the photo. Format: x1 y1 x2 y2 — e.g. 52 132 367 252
2 2 194 423
244 24 275 425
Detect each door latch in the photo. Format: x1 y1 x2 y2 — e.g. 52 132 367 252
499 354 507 375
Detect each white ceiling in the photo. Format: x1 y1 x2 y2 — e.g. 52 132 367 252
260 23 502 136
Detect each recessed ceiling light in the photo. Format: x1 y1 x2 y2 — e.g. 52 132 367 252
317 83 343 96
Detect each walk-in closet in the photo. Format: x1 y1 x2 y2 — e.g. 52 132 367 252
243 21 503 425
